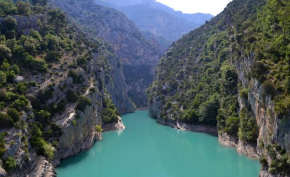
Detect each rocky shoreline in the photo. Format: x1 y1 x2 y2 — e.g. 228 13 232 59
4 117 126 177
219 133 260 159
158 118 261 159
157 118 261 158
157 118 218 135
103 117 126 132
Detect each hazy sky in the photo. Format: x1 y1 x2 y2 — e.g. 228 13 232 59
156 0 233 16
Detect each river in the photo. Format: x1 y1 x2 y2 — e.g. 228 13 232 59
56 110 260 177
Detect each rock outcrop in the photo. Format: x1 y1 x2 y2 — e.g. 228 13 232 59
0 167 6 177
219 133 259 159
10 156 56 177
103 116 125 132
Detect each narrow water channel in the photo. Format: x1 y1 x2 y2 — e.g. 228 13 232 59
57 110 260 177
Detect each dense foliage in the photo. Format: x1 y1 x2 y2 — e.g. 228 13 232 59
0 0 121 172
148 0 290 175
101 93 120 124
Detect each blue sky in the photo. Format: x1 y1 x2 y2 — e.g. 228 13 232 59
156 0 233 16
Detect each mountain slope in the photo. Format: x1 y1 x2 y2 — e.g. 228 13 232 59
0 1 134 176
51 0 163 108
95 0 213 42
148 0 290 176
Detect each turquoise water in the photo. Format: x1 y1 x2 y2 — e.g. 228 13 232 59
56 110 260 177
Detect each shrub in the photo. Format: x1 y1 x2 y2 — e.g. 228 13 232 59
262 81 275 97
0 0 17 17
0 71 6 85
260 156 268 167
45 51 61 62
43 143 54 160
181 109 200 124
76 56 87 66
11 96 29 111
24 54 48 73
95 125 102 132
37 87 54 103
164 102 171 110
68 70 82 84
16 1 31 16
35 110 51 125
0 113 14 128
23 37 40 54
225 116 239 136
238 108 258 143
0 133 5 157
75 96 91 112
4 156 17 171
52 140 58 148
7 108 20 122
10 64 20 75
269 155 290 175
198 94 219 124
0 45 12 62
102 108 118 124
284 76 290 94
16 82 27 94
274 98 290 118
72 120 77 126
239 88 249 99
66 89 78 103
252 62 267 82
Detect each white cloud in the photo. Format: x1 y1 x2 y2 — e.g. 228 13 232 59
156 0 233 16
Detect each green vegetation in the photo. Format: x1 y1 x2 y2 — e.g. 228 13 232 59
148 0 290 175
4 156 17 171
0 0 125 172
102 94 119 124
0 113 14 128
75 96 91 112
29 123 54 160
95 125 102 132
7 108 20 122
266 145 290 175
0 133 6 157
238 108 258 143
66 89 78 103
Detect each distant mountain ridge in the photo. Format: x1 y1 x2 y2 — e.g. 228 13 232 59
95 0 213 42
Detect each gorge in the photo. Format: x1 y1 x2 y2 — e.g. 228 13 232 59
0 0 289 176
56 111 261 177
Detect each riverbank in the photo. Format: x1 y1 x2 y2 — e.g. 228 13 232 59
156 117 260 160
157 118 218 135
56 110 260 177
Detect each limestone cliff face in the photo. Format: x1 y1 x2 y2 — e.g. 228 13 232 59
51 0 163 108
53 52 131 166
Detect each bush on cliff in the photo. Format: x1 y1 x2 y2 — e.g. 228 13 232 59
75 96 91 112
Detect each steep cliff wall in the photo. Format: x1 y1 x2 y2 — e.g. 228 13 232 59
0 3 134 176
148 0 290 176
51 0 163 108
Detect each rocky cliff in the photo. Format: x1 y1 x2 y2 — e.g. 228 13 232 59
51 0 163 108
148 0 290 176
0 2 134 176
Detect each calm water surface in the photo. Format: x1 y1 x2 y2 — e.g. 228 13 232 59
56 110 260 177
